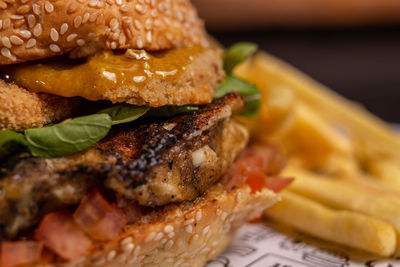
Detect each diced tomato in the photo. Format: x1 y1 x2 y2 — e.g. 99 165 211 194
35 211 92 261
117 194 144 224
252 145 287 175
265 177 294 193
1 241 43 267
245 172 268 193
74 189 127 241
225 145 293 193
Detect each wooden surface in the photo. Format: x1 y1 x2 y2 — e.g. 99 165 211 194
213 27 400 123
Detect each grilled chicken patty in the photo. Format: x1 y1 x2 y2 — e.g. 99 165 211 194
0 93 248 240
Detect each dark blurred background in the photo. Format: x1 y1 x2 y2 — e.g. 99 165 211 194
192 0 400 123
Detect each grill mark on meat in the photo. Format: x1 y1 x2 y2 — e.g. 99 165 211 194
0 93 247 240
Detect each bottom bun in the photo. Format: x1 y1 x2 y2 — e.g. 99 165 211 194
37 184 279 267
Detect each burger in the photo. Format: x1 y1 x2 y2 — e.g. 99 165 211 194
0 1 289 266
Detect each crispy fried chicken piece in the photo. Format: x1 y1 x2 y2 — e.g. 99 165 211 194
2 47 224 107
0 80 82 131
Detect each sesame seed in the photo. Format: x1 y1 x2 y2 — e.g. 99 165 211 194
146 31 152 43
16 4 30 14
134 19 142 30
217 208 223 216
1 47 12 59
120 236 133 245
196 210 202 221
145 231 156 242
44 1 54 13
49 44 61 53
25 38 36 48
116 254 127 264
119 33 126 45
135 4 145 14
221 212 228 221
107 250 116 261
32 4 41 15
133 246 141 258
89 12 98 22
154 232 164 241
11 15 24 20
165 240 174 249
50 28 59 41
236 191 243 203
116 0 122 5
133 76 146 83
10 35 23 45
67 2 78 13
19 30 32 39
66 33 77 42
82 13 89 24
60 23 68 35
154 19 161 27
88 1 97 7
1 37 11 48
200 247 211 255
76 39 85 46
27 14 36 28
165 258 174 263
110 41 117 49
189 234 199 245
74 16 82 28
173 259 184 267
112 32 119 40
168 232 175 238
164 225 174 233
184 218 195 226
13 19 25 28
33 24 42 37
202 225 210 235
120 3 129 12
185 225 193 233
136 37 144 49
3 18 10 30
122 243 134 254
0 1 7 9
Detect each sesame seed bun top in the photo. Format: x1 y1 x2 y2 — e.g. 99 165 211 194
0 0 209 65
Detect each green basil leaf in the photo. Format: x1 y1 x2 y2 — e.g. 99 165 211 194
239 93 262 118
223 42 258 74
25 114 112 158
0 130 28 159
215 75 261 118
98 104 149 125
145 106 199 118
215 75 259 98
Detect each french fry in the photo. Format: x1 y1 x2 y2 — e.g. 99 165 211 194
365 160 400 189
283 103 353 168
236 52 400 159
264 190 396 256
236 50 400 256
283 165 400 238
235 58 296 142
